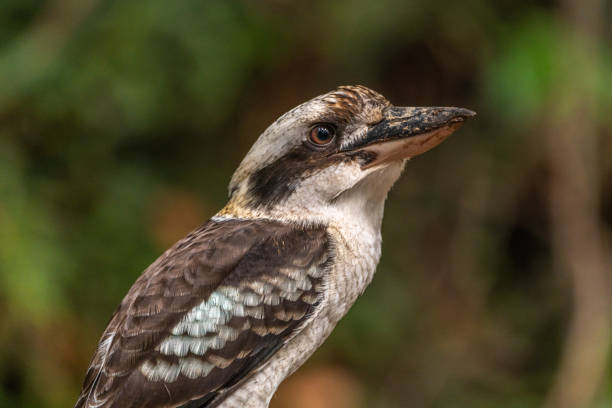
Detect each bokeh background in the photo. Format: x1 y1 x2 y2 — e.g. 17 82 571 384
1 0 611 407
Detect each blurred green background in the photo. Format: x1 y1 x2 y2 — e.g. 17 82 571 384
0 1 611 407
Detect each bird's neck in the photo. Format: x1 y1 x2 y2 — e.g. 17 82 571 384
218 161 405 233
217 196 383 235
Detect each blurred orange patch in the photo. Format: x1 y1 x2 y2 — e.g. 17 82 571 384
148 189 209 249
270 364 365 408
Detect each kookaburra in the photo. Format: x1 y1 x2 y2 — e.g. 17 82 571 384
75 85 474 408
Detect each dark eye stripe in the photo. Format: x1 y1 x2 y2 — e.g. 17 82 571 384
247 144 345 208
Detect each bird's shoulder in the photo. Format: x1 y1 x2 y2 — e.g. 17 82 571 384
75 216 331 408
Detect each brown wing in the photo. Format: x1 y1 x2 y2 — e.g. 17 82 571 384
75 218 330 408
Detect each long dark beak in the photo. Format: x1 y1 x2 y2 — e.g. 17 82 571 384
344 106 475 168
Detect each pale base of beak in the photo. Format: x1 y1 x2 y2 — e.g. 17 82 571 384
359 122 464 169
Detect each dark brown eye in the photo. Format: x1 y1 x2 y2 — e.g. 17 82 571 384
309 125 335 146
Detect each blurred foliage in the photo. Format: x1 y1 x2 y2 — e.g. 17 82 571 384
0 1 611 407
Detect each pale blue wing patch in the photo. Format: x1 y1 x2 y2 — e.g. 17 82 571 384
138 263 325 383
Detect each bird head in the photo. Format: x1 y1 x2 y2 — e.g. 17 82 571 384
222 85 475 227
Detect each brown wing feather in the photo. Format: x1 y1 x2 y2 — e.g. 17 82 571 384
75 218 329 408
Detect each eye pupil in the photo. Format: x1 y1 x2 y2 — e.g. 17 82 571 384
310 125 335 145
317 128 330 140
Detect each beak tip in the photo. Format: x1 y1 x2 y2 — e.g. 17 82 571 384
447 108 476 126
456 108 477 118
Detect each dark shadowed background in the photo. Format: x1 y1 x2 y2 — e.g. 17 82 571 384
0 1 611 407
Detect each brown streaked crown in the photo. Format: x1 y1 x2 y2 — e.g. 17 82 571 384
319 85 390 124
